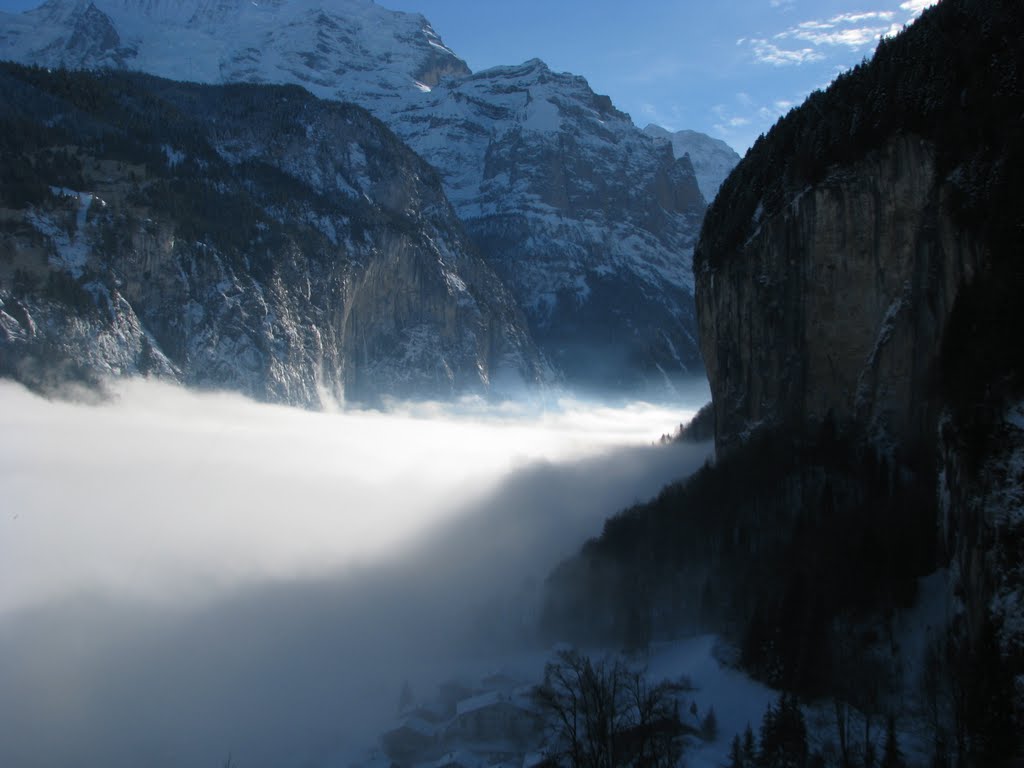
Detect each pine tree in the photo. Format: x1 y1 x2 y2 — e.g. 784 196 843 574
743 723 757 764
729 733 745 768
701 706 718 742
758 693 808 768
880 715 906 768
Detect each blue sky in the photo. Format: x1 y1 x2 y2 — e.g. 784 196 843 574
0 0 934 153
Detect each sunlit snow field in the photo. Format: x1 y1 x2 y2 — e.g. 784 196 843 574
0 378 713 767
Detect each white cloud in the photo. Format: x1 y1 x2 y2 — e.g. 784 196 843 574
750 38 825 66
774 10 901 50
783 25 893 47
745 6 910 65
0 379 713 767
795 20 835 31
745 2 932 70
832 11 896 23
900 0 935 14
0 379 703 614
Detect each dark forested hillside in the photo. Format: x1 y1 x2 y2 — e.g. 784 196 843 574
544 2 1024 765
543 428 935 688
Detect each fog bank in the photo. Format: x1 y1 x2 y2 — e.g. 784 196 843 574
0 379 711 767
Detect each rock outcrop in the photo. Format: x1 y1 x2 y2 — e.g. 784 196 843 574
644 125 740 204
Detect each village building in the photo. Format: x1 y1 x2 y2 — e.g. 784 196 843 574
450 689 544 747
380 715 443 765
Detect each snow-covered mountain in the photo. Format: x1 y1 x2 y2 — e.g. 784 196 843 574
0 66 545 405
644 125 740 204
0 0 470 97
388 60 706 390
1 0 707 395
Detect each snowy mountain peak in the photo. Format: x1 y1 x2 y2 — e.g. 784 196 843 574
21 0 91 24
104 0 377 25
379 52 706 388
507 57 550 74
0 0 470 101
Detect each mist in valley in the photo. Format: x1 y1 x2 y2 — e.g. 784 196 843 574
0 379 712 768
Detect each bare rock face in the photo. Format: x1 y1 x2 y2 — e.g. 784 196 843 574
696 135 980 453
0 68 545 405
387 60 707 392
644 125 740 204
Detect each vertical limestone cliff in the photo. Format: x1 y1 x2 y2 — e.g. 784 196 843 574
696 135 980 454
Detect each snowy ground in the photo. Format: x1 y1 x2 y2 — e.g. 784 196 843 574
646 636 778 768
345 634 779 768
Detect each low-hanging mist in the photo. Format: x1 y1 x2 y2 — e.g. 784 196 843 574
0 379 711 768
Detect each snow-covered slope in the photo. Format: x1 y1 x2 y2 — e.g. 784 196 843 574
644 125 740 204
0 66 545 405
388 60 707 391
0 0 469 98
1 0 707 394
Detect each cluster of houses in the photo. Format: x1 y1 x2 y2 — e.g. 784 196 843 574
371 672 556 768
345 645 718 768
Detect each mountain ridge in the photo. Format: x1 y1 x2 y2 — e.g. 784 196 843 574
0 65 547 404
0 0 710 395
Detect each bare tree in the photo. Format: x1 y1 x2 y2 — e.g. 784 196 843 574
624 667 685 768
534 649 684 768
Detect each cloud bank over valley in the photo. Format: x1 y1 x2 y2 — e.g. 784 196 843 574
0 379 711 767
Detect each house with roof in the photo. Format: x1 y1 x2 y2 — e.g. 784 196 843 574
380 714 443 765
450 689 544 747
431 749 480 768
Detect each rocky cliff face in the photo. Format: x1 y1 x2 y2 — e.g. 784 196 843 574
0 67 544 405
696 134 980 453
0 0 706 395
388 60 706 391
644 125 740 204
